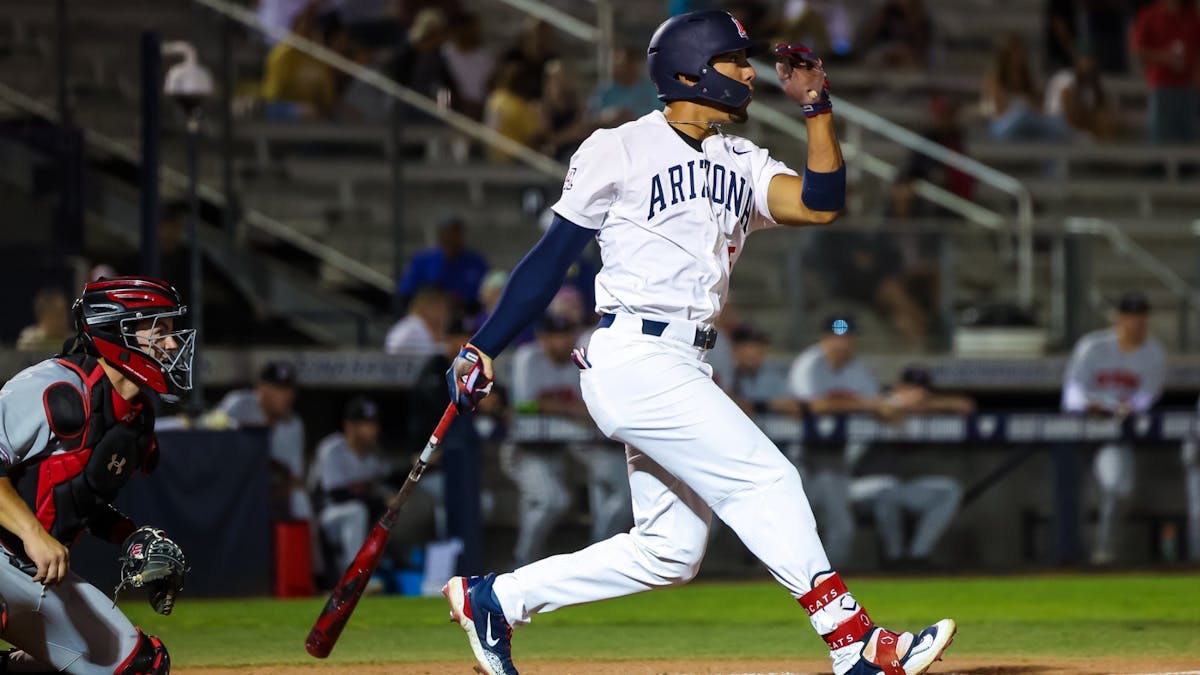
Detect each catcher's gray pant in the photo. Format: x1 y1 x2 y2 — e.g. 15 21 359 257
0 549 141 674
1092 442 1135 562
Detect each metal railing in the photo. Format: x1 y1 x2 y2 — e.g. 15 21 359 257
1063 216 1200 350
0 79 394 293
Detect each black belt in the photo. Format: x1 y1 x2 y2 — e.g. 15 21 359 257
597 314 718 350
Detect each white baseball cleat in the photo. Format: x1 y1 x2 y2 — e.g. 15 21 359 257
844 618 956 675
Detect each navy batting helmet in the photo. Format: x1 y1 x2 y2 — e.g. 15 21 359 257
647 10 757 109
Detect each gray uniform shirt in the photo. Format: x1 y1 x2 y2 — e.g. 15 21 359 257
787 343 881 471
511 343 583 409
787 343 880 401
215 389 306 479
1061 328 1166 413
314 432 391 493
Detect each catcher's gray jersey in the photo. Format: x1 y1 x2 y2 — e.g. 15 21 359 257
0 358 142 674
0 359 85 470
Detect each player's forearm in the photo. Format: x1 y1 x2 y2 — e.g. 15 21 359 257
806 397 878 415
0 476 46 541
804 113 843 173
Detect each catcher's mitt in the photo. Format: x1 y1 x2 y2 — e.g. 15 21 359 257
114 526 187 615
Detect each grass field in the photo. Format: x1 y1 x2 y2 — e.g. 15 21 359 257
116 571 1200 671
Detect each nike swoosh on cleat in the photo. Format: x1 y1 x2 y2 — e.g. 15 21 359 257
485 613 501 648
732 148 751 154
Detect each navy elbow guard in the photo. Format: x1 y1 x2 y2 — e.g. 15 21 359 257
801 164 846 213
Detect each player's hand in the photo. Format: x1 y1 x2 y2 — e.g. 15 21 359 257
773 43 831 118
24 527 69 585
446 344 494 413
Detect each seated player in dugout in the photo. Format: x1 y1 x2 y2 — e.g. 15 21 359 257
441 10 955 675
0 277 192 674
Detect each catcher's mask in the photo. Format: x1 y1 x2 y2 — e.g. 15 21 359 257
70 276 195 399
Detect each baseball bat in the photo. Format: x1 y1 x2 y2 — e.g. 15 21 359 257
305 403 459 658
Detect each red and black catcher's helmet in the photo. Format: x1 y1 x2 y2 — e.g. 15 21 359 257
71 276 195 397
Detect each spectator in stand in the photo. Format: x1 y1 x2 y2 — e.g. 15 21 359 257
1183 398 1200 562
892 96 974 213
314 396 435 575
1130 0 1200 143
589 47 662 126
494 18 559 98
542 60 595 161
485 61 547 162
1061 291 1166 565
212 361 322 574
15 288 71 353
1044 50 1118 141
981 33 1071 141
441 11 494 121
855 0 934 68
802 230 929 347
385 286 451 355
261 4 340 119
391 8 455 119
396 214 490 312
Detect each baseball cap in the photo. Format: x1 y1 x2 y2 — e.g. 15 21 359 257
899 364 933 388
731 323 770 344
259 360 298 387
822 314 859 336
344 395 380 422
1116 291 1150 314
537 313 578 334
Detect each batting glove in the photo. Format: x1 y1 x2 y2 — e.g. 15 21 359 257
446 344 494 413
774 42 832 118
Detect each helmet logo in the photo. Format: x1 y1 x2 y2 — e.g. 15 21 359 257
730 15 748 39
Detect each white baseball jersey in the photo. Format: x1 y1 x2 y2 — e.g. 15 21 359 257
788 343 880 401
552 110 797 326
1061 328 1166 412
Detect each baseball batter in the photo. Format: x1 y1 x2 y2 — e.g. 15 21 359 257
441 11 955 675
1060 291 1165 564
0 277 190 674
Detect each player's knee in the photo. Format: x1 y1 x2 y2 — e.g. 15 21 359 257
114 630 170 675
631 530 707 585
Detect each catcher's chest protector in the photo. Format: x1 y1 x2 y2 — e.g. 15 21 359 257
17 354 158 544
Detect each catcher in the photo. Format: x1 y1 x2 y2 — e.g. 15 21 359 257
0 277 190 674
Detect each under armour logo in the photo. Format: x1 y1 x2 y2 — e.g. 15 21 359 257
108 454 127 475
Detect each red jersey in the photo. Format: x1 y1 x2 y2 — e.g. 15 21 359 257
1130 1 1200 88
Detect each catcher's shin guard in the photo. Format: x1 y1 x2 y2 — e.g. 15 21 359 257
114 630 170 675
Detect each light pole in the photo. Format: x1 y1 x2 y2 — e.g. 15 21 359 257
163 41 214 411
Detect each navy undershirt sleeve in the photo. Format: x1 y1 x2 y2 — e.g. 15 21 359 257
471 215 596 356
